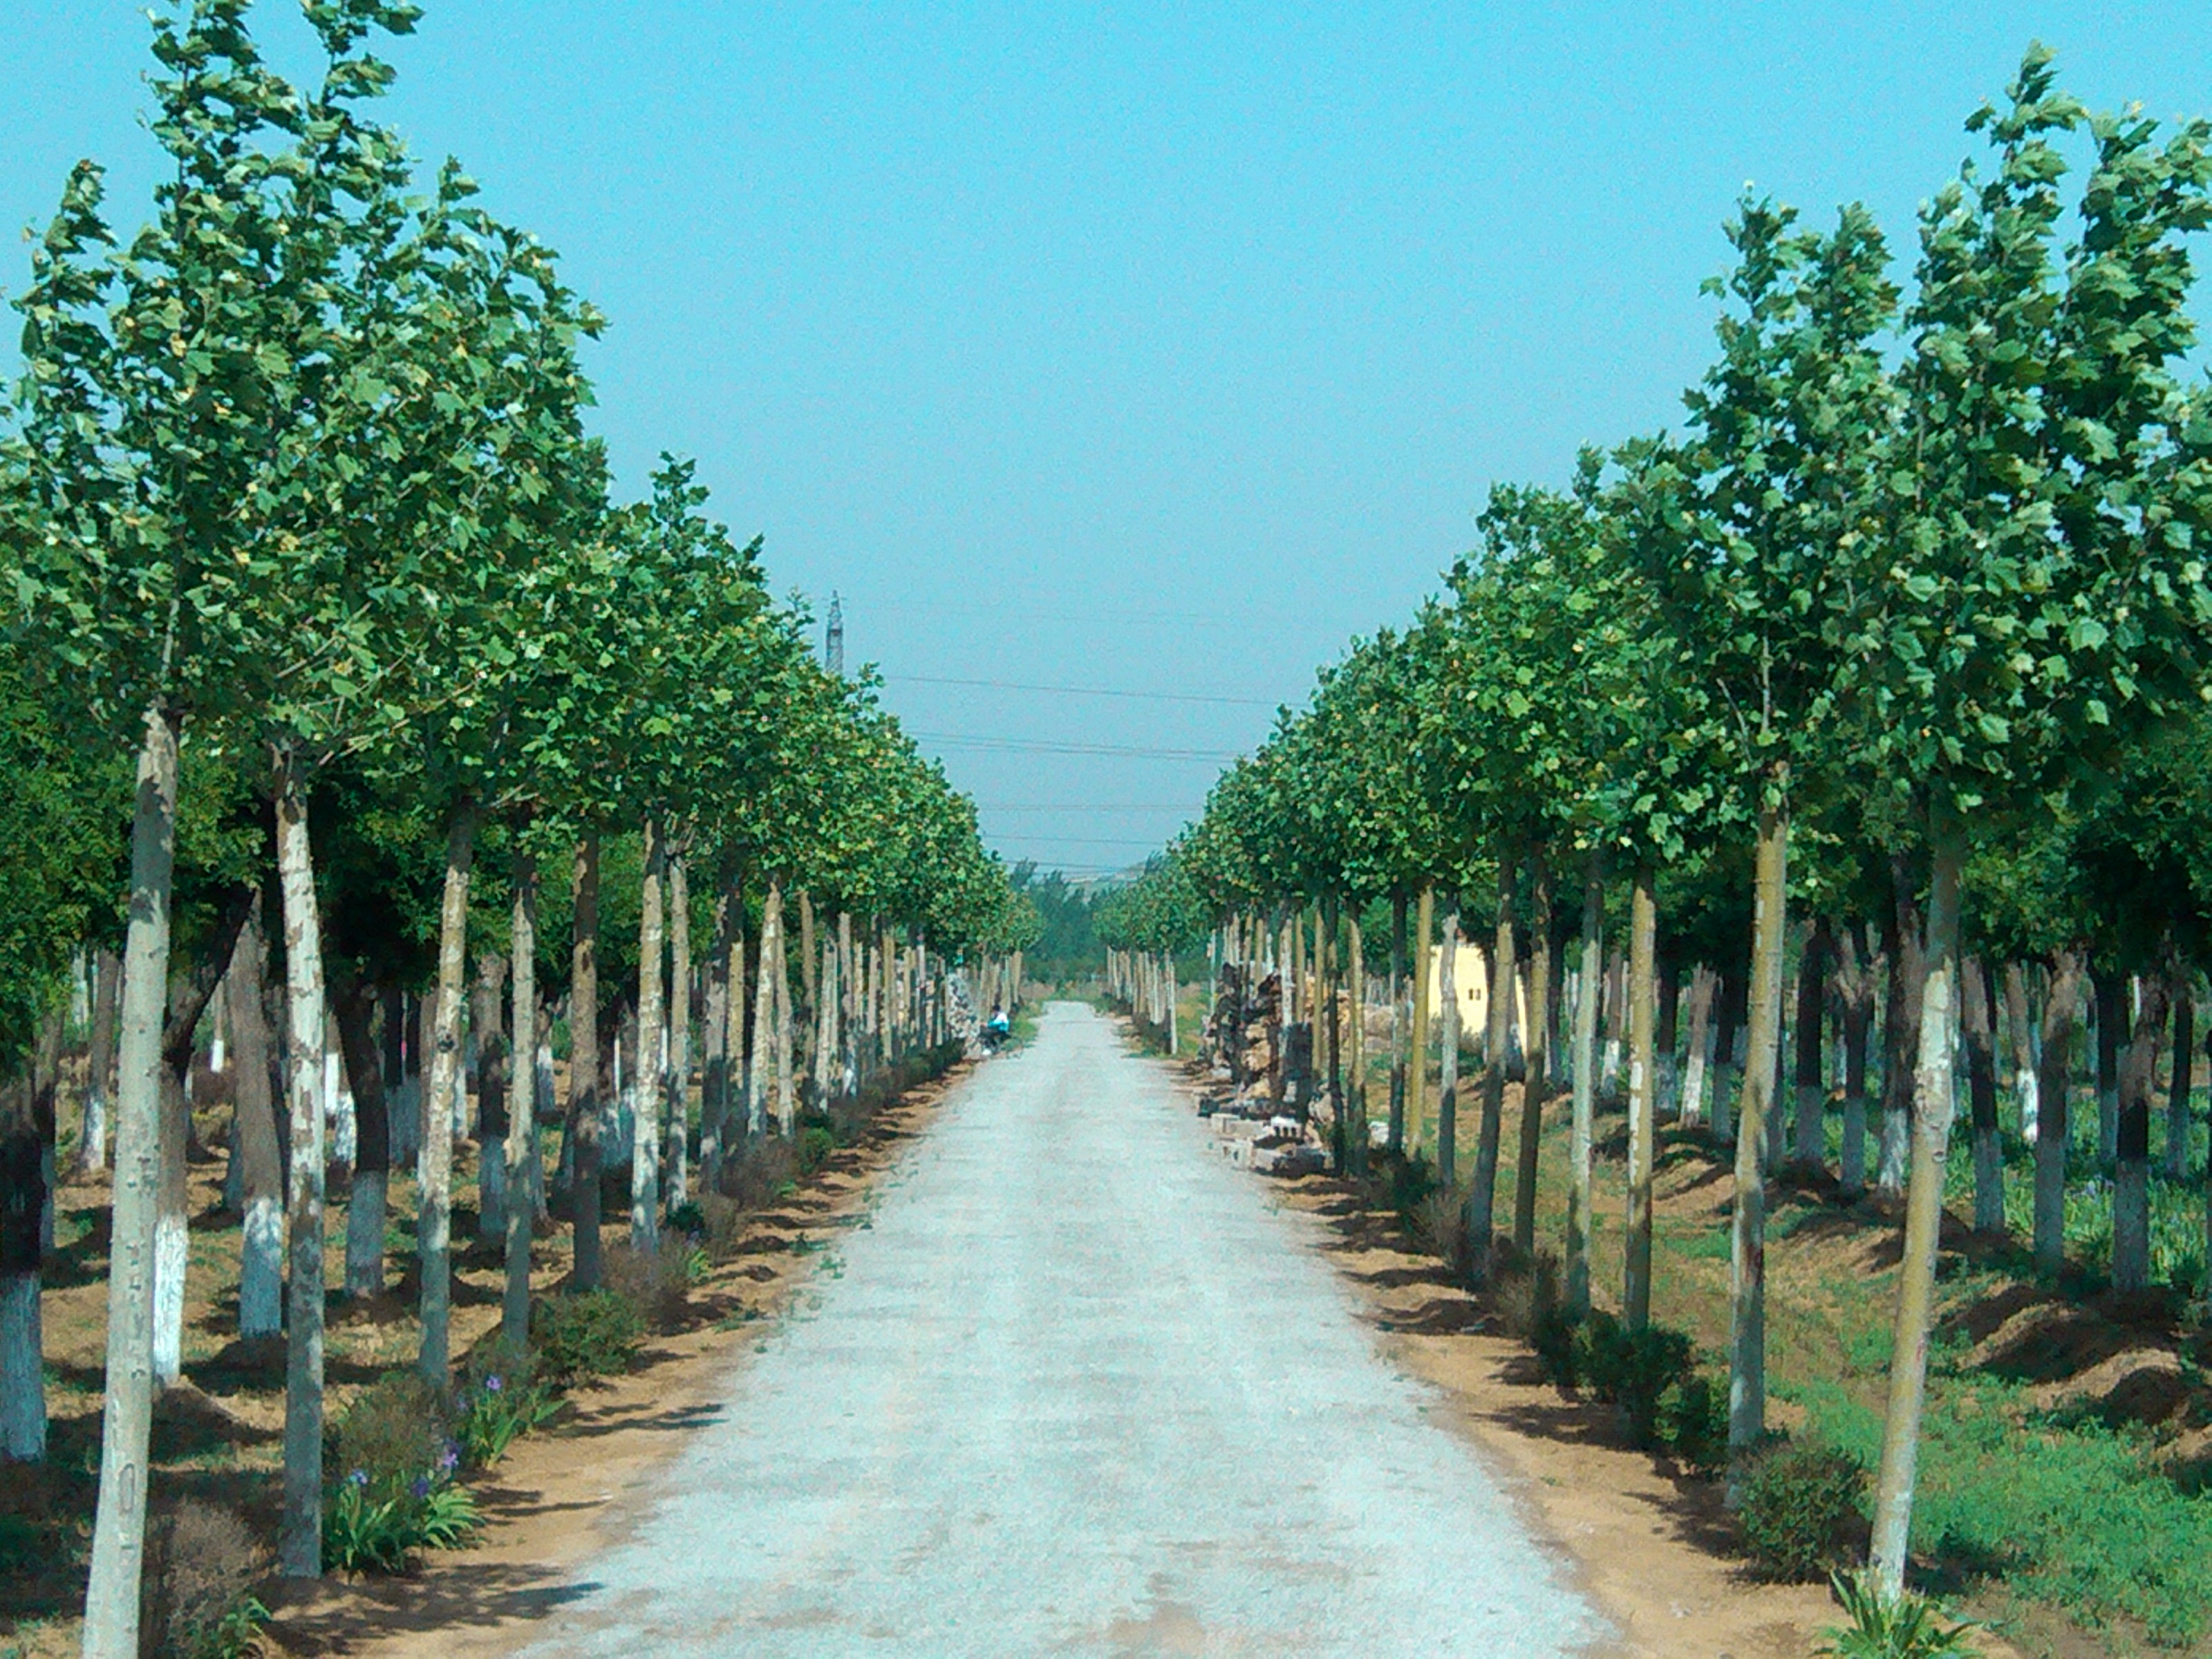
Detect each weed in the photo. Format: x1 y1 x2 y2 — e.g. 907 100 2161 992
601 1237 693 1329
141 1499 270 1659
452 1349 561 1468
0 1514 39 1575
1490 1246 1562 1341
1815 1571 1980 1658
322 1472 480 1574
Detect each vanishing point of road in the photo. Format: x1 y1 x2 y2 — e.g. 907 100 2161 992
518 1002 1602 1658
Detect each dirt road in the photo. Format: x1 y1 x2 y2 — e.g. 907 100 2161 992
506 1002 1600 1656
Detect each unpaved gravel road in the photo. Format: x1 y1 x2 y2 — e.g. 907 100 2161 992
516 1002 1602 1658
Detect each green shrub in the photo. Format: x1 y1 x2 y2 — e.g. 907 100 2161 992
1655 1370 1730 1477
533 1286 645 1382
452 1349 561 1468
1530 1303 1582 1387
0 1513 39 1575
325 1371 478 1575
798 1124 838 1176
666 1199 707 1238
1815 1571 1980 1658
1738 1440 1868 1582
1584 1322 1694 1447
331 1371 451 1501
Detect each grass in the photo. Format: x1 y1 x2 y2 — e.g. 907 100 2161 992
1371 1045 2212 1658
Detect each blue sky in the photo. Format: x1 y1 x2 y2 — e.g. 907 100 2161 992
5 3 2209 875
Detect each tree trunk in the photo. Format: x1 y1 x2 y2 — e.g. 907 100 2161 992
274 755 332 1580
1468 861 1514 1277
1345 909 1368 1176
1408 885 1435 1161
1877 868 1924 1197
1729 800 1788 1463
2112 975 2170 1293
333 986 388 1298
1871 828 1965 1599
570 834 603 1293
2004 962 2040 1146
153 1061 187 1391
632 818 666 1251
1388 892 1407 1154
1793 924 1830 1169
2165 984 2193 1184
774 914 796 1132
227 910 283 1339
701 879 733 1185
1835 928 1875 1197
1625 867 1658 1331
748 883 782 1136
1962 957 2003 1235
1 1047 50 1460
668 854 691 1210
151 888 250 1387
815 931 836 1111
1514 860 1554 1255
796 888 816 1102
1679 964 1714 1131
1434 906 1461 1183
416 808 476 1386
1711 971 1742 1145
2033 950 2084 1276
79 949 120 1176
1566 857 1604 1317
474 950 509 1244
504 846 538 1351
2094 971 2122 1169
82 705 181 1655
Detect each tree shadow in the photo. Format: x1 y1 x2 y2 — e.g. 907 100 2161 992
272 1564 604 1654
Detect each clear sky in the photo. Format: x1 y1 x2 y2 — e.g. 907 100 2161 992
6 3 2210 877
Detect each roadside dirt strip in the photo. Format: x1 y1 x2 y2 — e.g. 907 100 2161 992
306 1002 1609 1657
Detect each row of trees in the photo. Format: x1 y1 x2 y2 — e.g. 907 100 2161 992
0 5 1037 1655
1123 47 2212 1600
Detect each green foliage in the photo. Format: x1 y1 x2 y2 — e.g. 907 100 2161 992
798 1124 838 1177
1526 1306 1723 1468
322 1475 480 1575
330 1373 451 1504
1817 1571 1981 1659
0 1513 40 1575
532 1287 645 1382
1737 1440 1869 1582
1654 1370 1731 1478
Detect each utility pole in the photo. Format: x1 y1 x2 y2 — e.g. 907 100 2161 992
825 593 844 677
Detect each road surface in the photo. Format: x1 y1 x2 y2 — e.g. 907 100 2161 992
518 1001 1602 1657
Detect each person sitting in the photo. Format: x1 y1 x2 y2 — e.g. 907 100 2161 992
983 1005 1011 1050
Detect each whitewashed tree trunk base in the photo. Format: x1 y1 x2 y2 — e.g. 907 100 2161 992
346 1170 386 1297
152 1212 187 1387
239 1194 283 1338
0 1271 44 1461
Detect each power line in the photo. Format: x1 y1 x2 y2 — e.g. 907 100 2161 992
979 803 1201 812
991 834 1170 848
886 673 1271 708
913 731 1242 761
